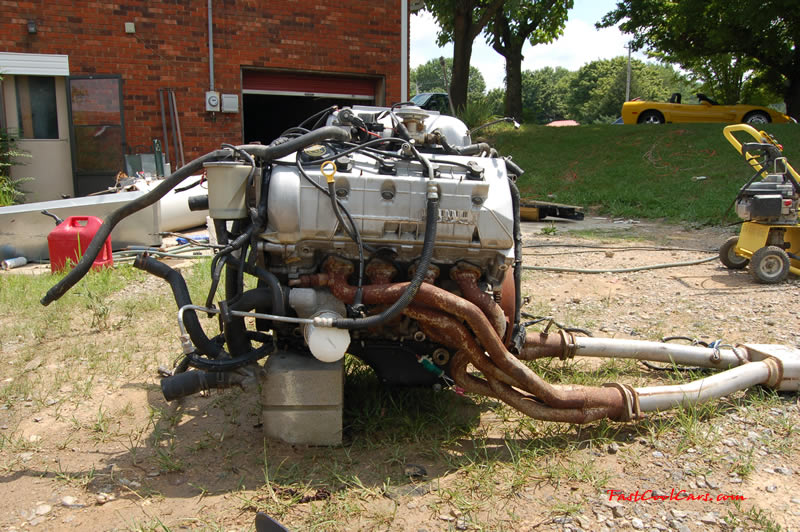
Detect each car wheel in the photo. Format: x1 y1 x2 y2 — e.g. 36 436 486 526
637 111 664 124
719 236 749 269
744 111 770 125
749 246 790 284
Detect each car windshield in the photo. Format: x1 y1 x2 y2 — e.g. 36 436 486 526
410 93 430 106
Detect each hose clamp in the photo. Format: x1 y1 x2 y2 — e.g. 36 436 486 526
559 329 577 361
603 382 642 422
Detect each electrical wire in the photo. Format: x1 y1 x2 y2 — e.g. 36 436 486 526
523 255 717 274
294 152 367 305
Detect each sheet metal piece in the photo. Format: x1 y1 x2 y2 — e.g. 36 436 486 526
0 192 161 261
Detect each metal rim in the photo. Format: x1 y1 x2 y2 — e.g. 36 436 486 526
727 248 747 266
758 254 785 279
639 112 663 124
745 112 769 125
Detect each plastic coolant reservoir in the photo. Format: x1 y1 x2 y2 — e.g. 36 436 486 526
304 312 350 363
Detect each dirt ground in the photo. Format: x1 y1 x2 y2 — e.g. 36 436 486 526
1 217 799 531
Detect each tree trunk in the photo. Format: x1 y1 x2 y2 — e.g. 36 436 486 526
449 11 473 113
503 45 524 120
786 68 800 120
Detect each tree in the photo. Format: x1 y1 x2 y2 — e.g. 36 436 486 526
485 0 572 120
425 0 506 112
410 57 486 100
520 66 574 123
599 0 800 117
566 57 683 123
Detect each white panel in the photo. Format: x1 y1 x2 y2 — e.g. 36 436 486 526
0 52 69 76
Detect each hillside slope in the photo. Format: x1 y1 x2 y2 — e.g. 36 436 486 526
490 123 800 224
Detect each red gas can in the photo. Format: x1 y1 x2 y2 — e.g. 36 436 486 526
47 216 113 273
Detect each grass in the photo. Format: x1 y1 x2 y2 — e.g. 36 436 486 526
490 122 800 224
0 215 796 529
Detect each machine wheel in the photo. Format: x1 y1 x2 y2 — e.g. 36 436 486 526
744 111 771 125
749 246 790 284
637 111 664 124
719 236 749 269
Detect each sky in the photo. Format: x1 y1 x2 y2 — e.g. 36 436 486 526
410 0 649 91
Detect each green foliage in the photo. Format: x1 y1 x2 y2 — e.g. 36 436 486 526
409 57 486 99
0 128 32 206
489 122 800 223
424 0 505 111
485 87 506 116
0 74 32 206
458 95 497 129
484 0 573 119
566 57 689 124
599 0 800 117
521 66 574 123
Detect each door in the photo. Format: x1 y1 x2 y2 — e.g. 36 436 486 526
241 70 379 143
67 76 126 196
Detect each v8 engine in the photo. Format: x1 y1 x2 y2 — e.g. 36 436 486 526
42 104 800 438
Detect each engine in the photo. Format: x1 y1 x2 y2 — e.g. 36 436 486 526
42 104 526 401
40 107 800 439
255 108 518 384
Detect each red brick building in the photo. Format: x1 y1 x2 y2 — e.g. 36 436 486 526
0 1 409 200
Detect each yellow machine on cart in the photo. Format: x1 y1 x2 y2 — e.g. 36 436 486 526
719 124 800 283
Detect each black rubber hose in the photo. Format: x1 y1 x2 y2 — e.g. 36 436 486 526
504 157 525 178
134 255 275 371
247 265 285 318
161 370 236 402
508 178 524 352
237 126 350 160
133 254 225 358
188 195 209 212
41 149 230 305
332 197 438 330
41 128 350 306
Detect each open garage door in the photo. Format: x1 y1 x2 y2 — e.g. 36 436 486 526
242 70 380 144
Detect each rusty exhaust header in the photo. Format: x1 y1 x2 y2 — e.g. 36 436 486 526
291 257 800 424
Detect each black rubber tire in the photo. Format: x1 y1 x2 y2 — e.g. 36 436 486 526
719 236 749 269
637 110 665 124
749 246 790 284
744 111 771 125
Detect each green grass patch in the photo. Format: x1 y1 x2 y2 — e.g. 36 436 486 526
490 122 800 224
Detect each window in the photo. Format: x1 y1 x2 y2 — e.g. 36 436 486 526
16 75 58 139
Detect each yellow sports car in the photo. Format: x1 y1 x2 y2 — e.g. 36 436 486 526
621 93 794 125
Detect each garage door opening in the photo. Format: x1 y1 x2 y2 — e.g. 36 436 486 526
242 94 374 144
241 70 380 144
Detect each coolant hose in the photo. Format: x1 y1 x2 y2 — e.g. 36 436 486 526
332 197 438 329
41 149 230 306
133 254 275 370
237 126 350 160
161 369 237 402
133 254 225 359
504 158 525 177
247 265 285 318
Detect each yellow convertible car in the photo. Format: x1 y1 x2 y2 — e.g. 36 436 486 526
621 93 794 125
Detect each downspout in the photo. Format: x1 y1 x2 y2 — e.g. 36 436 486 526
208 0 214 91
401 0 408 102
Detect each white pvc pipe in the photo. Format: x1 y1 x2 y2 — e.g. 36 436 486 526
573 336 745 369
635 361 772 412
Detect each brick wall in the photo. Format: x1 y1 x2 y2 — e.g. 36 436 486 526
1 0 403 159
